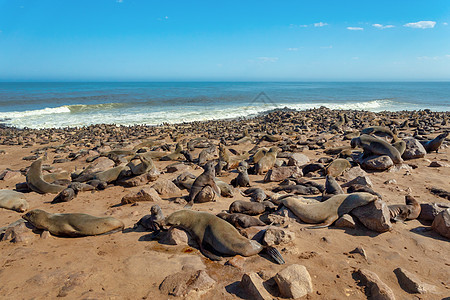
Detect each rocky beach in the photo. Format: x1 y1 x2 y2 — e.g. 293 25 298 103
0 107 449 299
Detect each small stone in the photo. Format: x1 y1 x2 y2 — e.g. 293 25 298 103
384 179 397 184
342 166 369 182
165 163 190 173
354 269 395 300
429 161 449 167
349 246 368 260
341 175 373 188
159 227 196 246
240 272 273 300
0 170 23 181
263 227 295 246
394 267 438 294
226 255 245 269
40 230 50 239
174 197 187 205
334 214 356 229
274 264 313 299
185 270 216 297
160 270 214 297
121 187 161 204
351 199 393 233
431 208 450 239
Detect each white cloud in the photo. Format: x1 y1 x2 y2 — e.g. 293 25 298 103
372 24 395 29
287 48 299 51
257 57 279 63
443 22 448 26
314 22 328 27
417 56 439 60
347 27 364 31
116 0 123 3
290 24 308 28
352 57 359 60
404 21 436 29
320 45 333 49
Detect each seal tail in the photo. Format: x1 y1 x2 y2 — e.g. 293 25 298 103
264 246 285 265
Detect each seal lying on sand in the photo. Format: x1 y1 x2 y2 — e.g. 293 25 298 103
26 158 66 194
229 200 276 215
388 195 421 222
276 192 378 228
351 134 403 164
217 212 266 228
22 209 124 237
164 210 284 264
0 190 29 212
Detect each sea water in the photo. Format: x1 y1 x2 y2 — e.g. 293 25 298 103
0 82 448 129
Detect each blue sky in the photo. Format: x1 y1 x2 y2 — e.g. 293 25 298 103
0 0 449 81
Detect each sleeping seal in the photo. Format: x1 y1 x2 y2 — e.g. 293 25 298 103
351 134 403 164
164 210 284 264
22 209 124 237
0 190 29 212
277 192 378 228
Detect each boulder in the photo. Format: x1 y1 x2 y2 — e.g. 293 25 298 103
402 137 426 160
121 187 161 204
394 267 438 294
351 199 392 232
274 264 313 299
263 227 295 246
419 203 450 222
151 179 182 197
263 166 303 182
354 269 395 300
342 166 368 182
159 270 215 297
287 153 310 167
334 214 356 229
361 155 393 171
341 175 373 188
431 208 450 239
240 272 272 300
0 170 23 181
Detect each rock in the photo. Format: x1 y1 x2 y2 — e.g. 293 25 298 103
226 255 246 269
151 179 182 196
240 272 272 300
274 264 313 299
429 161 450 167
165 163 190 173
121 187 161 204
394 267 438 294
388 164 413 173
384 179 397 184
266 206 301 226
116 170 159 187
341 175 373 188
342 166 368 182
431 208 450 239
361 155 394 171
402 137 427 160
159 227 193 246
351 199 392 233
287 153 310 167
349 246 368 260
263 227 295 246
159 270 215 297
83 157 115 174
263 166 303 182
1 222 34 243
419 203 450 221
0 170 23 181
354 269 396 300
326 158 352 177
334 214 356 229
239 226 267 241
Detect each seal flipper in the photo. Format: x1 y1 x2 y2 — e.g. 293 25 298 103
199 243 222 261
264 246 285 265
306 216 337 229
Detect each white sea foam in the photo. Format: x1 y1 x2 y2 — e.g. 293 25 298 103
0 99 433 129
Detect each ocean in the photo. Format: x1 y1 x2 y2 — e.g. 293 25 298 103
0 82 448 129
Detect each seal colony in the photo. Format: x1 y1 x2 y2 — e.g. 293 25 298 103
0 107 449 299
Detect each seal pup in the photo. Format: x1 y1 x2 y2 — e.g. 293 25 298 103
277 192 378 228
187 161 220 207
388 195 421 222
164 210 284 264
273 185 320 195
229 200 276 216
322 175 344 200
160 143 183 161
52 188 76 203
230 166 250 187
135 205 165 231
351 134 403 164
22 209 124 237
0 190 29 212
216 212 266 228
242 188 267 202
26 158 66 194
420 132 449 153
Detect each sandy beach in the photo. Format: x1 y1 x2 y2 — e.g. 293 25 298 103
0 108 449 300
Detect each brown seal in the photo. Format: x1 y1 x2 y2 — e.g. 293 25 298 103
229 200 275 215
164 210 284 264
22 209 124 237
216 212 266 228
388 195 421 222
255 147 279 175
0 190 29 212
187 161 220 207
351 134 403 164
230 166 250 187
420 132 449 153
26 158 66 194
277 192 378 228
